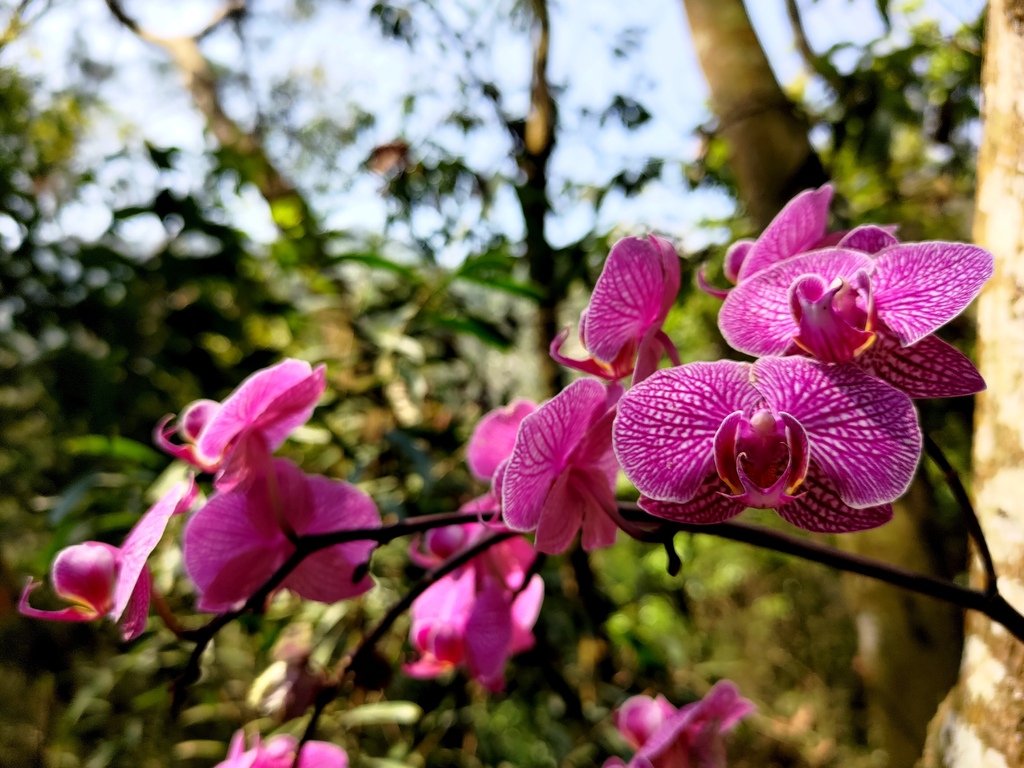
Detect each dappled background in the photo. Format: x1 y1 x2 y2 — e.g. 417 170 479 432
0 0 985 766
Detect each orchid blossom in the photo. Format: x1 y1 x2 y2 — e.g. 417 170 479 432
717 243 993 397
502 378 623 553
605 681 754 768
551 235 681 384
614 357 921 532
216 729 348 768
183 459 379 613
19 479 196 640
156 358 326 490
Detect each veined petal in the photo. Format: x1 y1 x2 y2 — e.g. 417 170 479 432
584 236 680 364
614 362 760 502
752 357 920 508
533 472 584 554
502 379 611 532
719 249 874 357
776 466 893 532
113 478 195 621
872 242 994 346
856 331 985 398
837 225 899 254
736 184 833 281
252 364 327 450
638 481 746 525
467 399 537 481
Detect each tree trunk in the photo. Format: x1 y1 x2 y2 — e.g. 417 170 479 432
921 2 1024 765
681 0 826 227
681 3 963 764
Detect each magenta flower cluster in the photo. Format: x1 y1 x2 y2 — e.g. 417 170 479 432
16 185 993 766
501 185 992 545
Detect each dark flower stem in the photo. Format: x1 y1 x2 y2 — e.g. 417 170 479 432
922 432 998 596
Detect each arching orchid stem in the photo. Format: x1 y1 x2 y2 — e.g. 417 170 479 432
617 503 1024 642
922 432 998 597
173 509 493 712
292 531 516 767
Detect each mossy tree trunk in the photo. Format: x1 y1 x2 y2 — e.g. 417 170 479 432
921 2 1024 765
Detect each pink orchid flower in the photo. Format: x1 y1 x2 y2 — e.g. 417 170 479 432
156 359 326 489
466 398 537 483
699 184 902 298
551 235 681 384
502 378 623 553
216 729 347 768
717 243 993 397
183 459 379 613
614 357 921 532
19 479 196 640
405 542 544 691
605 681 754 768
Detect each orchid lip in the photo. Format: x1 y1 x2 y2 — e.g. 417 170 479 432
790 272 876 363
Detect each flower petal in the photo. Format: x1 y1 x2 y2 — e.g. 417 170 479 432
533 472 584 554
856 331 985 398
113 478 195 621
583 235 680 363
719 249 873 357
776 466 893 532
464 579 513 689
281 474 379 604
736 184 833 281
118 566 152 640
638 480 745 524
724 240 753 284
752 357 920 508
467 399 537 481
509 574 544 654
502 379 611 532
196 359 324 463
614 362 759 502
871 242 994 346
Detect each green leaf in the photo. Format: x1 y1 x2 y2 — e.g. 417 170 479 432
425 313 513 349
64 435 164 468
338 701 423 727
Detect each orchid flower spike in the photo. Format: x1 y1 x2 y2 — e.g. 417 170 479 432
717 242 993 397
216 729 348 768
19 479 196 640
551 235 681 384
502 378 623 553
605 681 754 768
614 357 921 532
155 358 326 490
183 459 379 613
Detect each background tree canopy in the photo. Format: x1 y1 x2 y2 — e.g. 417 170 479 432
0 1 987 766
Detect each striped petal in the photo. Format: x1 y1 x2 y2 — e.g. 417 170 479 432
872 242 993 346
856 331 985 399
776 466 893 532
583 235 680 363
638 479 745 524
752 357 920 508
736 184 833 281
614 362 759 502
837 225 899 254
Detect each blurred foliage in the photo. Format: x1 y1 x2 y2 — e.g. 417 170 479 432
0 1 984 767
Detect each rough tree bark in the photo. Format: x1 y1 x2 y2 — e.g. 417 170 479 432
681 0 826 227
681 3 962 764
921 2 1024 765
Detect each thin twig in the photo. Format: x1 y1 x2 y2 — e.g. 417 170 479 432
292 531 515 766
923 432 998 596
